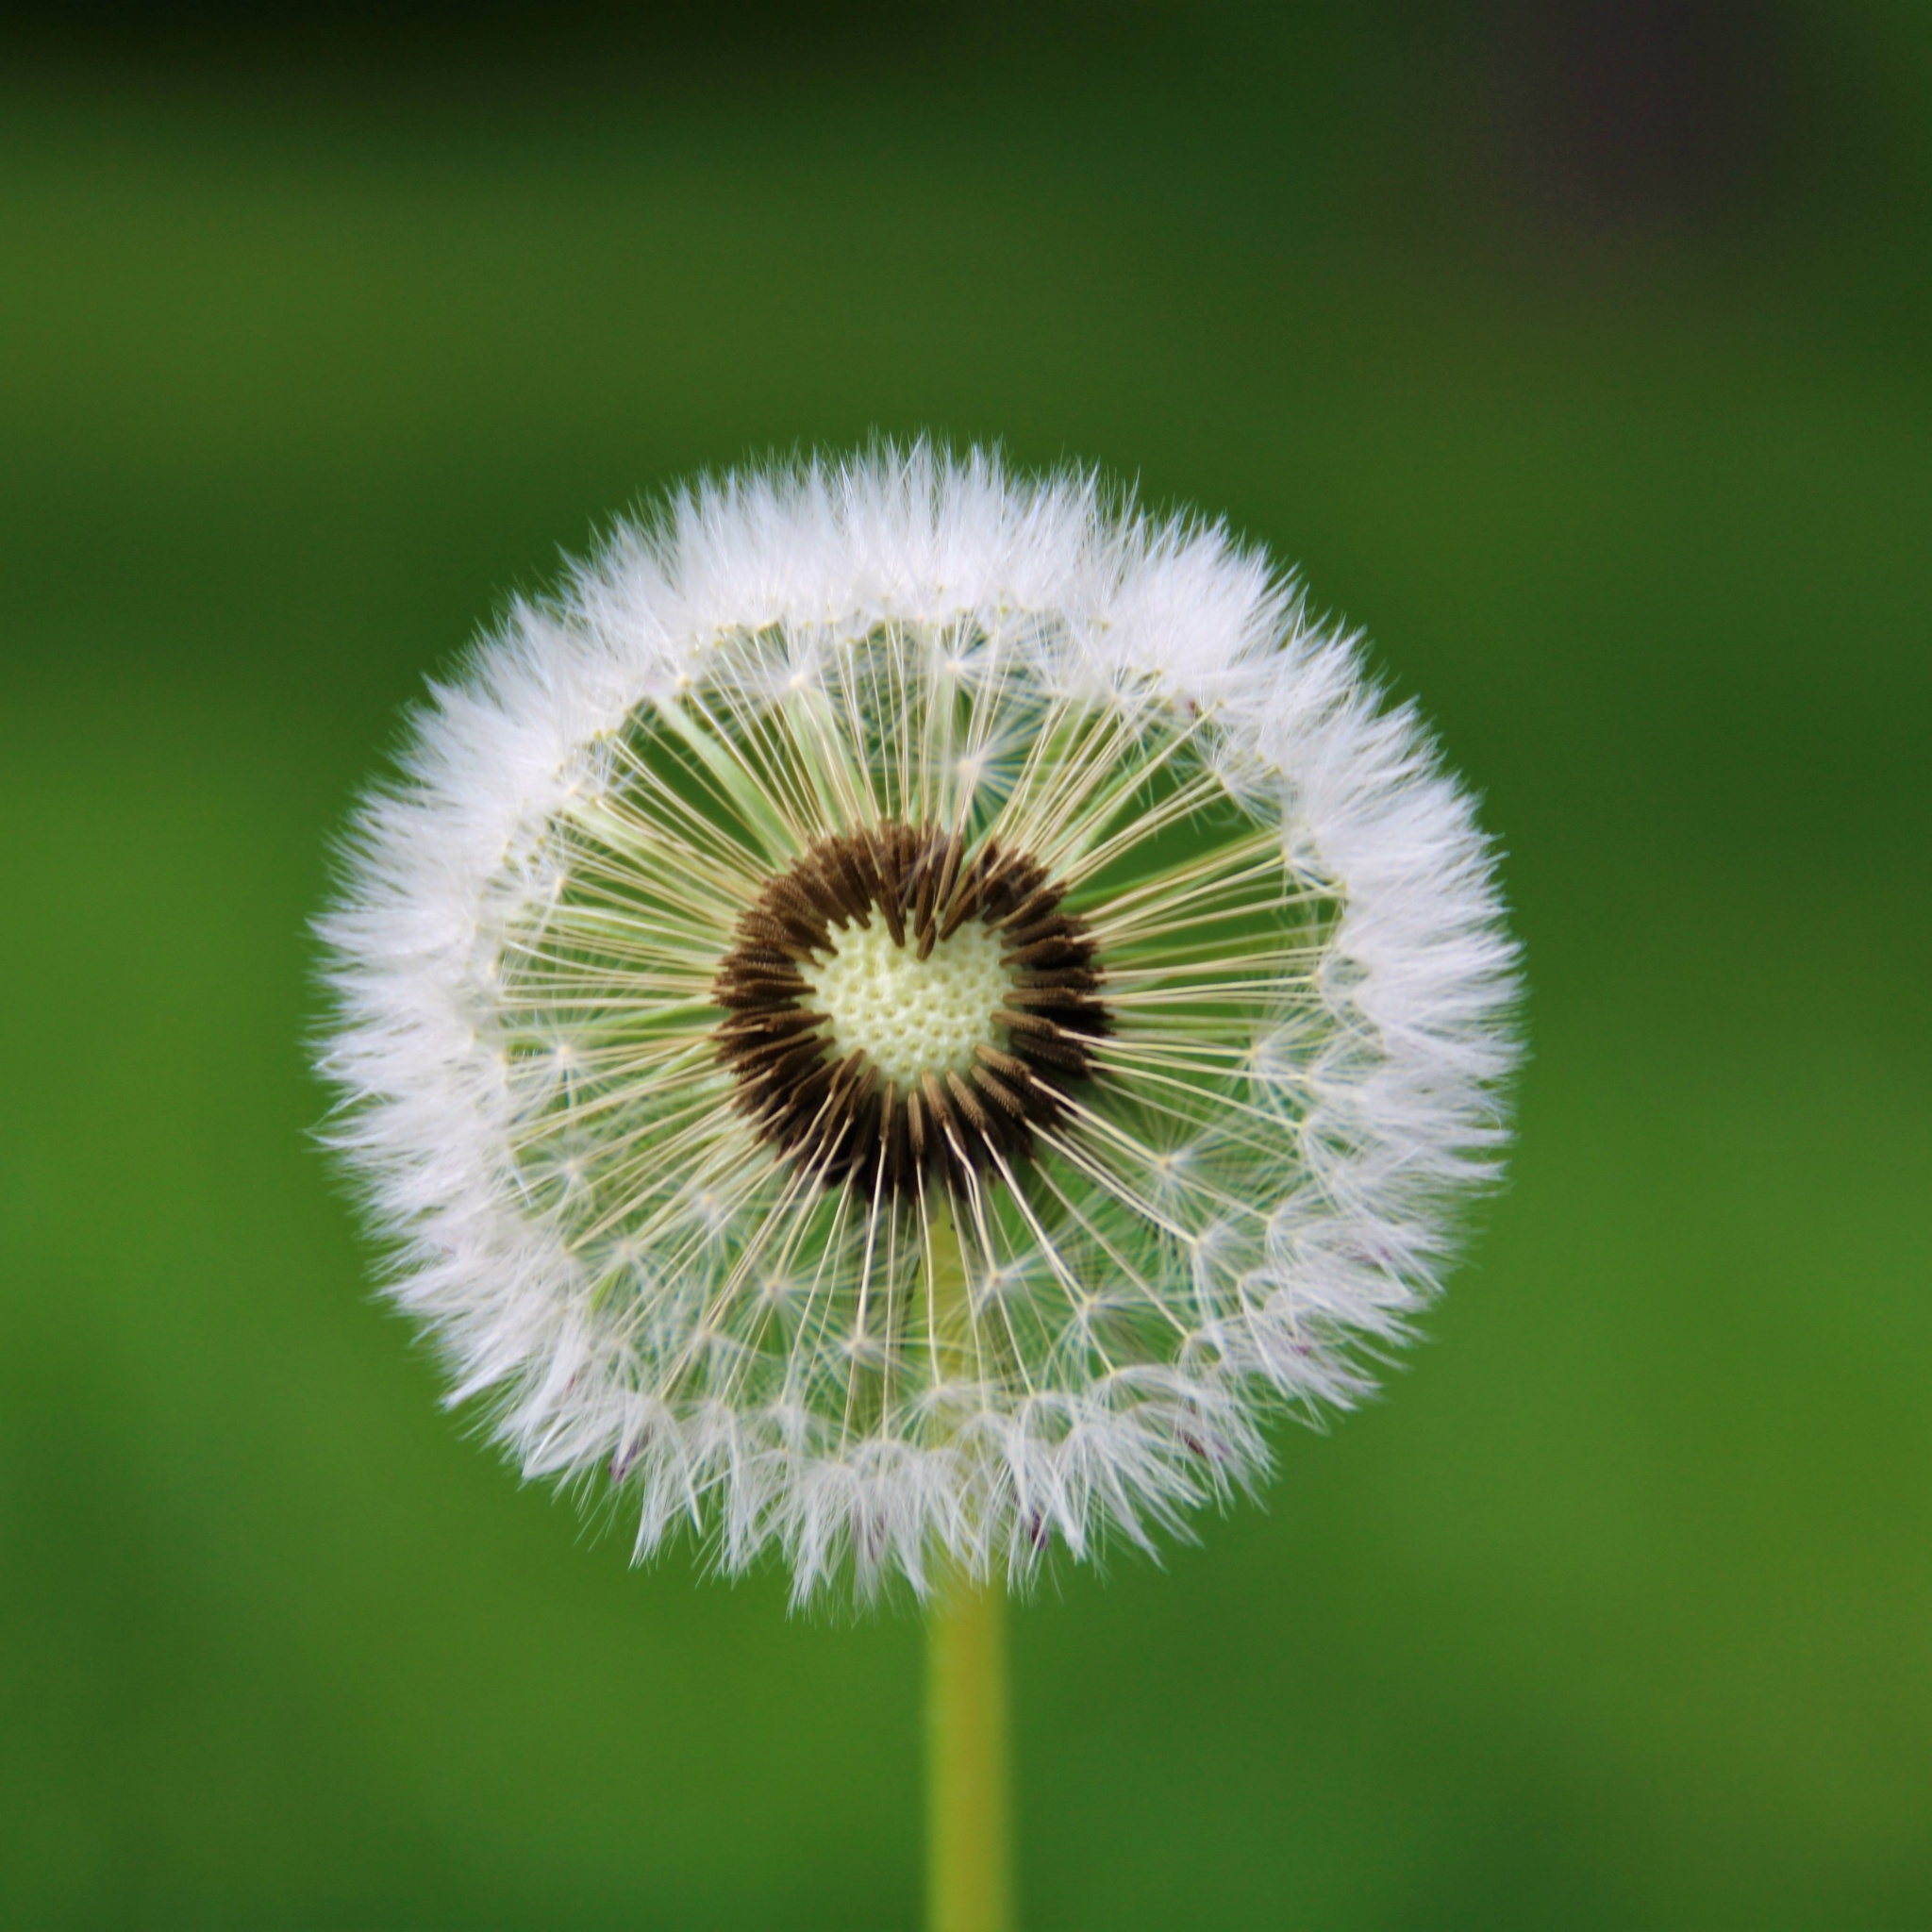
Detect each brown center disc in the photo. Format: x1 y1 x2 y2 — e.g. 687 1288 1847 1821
711 822 1109 1198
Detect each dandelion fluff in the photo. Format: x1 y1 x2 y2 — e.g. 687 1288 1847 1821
318 444 1518 1603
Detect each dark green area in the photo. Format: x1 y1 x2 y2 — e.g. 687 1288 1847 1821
3 9 1928 1927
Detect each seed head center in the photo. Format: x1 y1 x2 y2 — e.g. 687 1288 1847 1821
799 918 1013 1091
711 821 1108 1197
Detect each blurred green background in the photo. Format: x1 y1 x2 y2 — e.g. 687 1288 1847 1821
3 5 1928 1926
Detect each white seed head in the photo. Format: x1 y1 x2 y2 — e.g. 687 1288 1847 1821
316 442 1520 1605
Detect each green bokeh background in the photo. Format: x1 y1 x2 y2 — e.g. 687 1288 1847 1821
4 8 1928 1927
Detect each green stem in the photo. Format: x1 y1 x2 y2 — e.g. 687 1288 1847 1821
924 1196 1016 1932
926 1568 1014 1932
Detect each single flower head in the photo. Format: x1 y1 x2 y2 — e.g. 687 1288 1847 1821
318 444 1519 1604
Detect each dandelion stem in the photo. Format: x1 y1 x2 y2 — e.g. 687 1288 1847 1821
926 1565 1014 1932
925 1196 1015 1932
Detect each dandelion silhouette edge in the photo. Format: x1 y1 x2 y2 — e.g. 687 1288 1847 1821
317 445 1519 1604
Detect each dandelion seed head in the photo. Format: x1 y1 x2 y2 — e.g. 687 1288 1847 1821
317 442 1519 1604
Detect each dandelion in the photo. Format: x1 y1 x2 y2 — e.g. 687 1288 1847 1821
318 444 1518 1930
